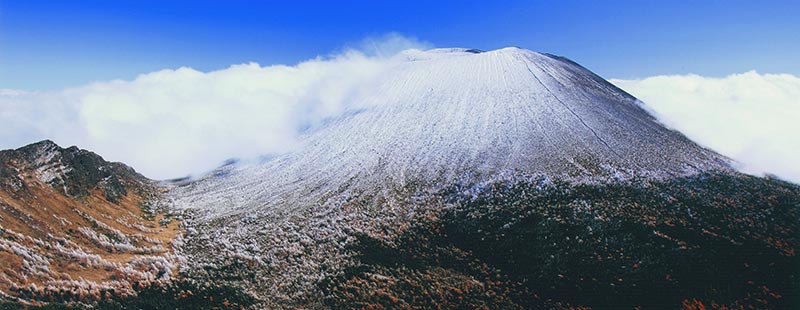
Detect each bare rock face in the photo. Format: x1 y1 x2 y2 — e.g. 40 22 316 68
168 48 736 308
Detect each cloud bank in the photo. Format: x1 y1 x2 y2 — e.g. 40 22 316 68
612 72 800 184
2 36 798 184
0 34 431 179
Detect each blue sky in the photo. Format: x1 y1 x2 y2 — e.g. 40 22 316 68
1 0 799 90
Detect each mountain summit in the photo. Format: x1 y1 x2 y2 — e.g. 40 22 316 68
174 47 728 215
164 48 777 309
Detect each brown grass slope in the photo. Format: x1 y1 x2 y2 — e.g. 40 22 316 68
0 140 181 305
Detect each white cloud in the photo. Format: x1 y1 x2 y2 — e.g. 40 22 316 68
345 32 433 58
0 34 430 179
3 36 797 185
612 71 800 184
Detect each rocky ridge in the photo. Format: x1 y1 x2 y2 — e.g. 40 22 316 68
0 140 181 307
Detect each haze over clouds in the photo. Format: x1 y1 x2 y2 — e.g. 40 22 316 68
0 34 430 179
1 34 798 183
612 72 800 184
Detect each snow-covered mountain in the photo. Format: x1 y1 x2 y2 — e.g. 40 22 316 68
165 48 746 308
2 48 798 309
172 47 728 218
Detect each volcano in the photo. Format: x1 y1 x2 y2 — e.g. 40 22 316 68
172 47 729 217
1 48 798 309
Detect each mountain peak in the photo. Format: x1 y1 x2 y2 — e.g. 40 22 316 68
25 139 59 148
174 47 730 217
0 140 148 202
123 49 740 300
17 139 61 159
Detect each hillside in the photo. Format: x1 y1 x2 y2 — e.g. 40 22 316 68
0 141 180 306
323 173 800 309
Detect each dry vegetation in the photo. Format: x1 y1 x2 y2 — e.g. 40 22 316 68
3 140 798 310
322 173 800 309
0 141 182 307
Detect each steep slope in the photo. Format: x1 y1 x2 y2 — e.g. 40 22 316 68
174 47 728 218
0 141 181 305
168 48 750 308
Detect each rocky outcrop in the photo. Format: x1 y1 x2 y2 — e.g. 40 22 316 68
0 140 148 203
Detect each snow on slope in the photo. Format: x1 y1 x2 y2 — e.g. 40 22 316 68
171 47 728 218
167 47 731 306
